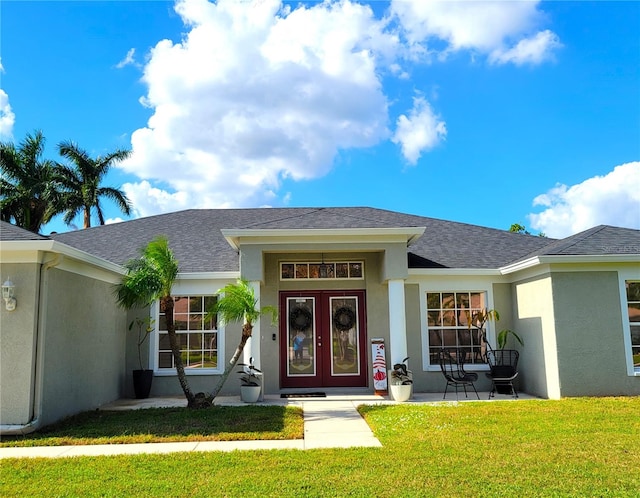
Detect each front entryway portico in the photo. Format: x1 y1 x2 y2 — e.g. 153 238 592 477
221 224 426 394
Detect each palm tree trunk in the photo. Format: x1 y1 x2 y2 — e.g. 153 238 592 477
208 322 253 400
161 296 196 406
83 207 91 229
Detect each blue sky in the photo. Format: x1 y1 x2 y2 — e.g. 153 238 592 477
1 0 638 238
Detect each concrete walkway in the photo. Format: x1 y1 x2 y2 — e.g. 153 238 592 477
0 397 381 459
0 391 534 458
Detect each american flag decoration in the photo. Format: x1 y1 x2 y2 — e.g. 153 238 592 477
371 339 388 394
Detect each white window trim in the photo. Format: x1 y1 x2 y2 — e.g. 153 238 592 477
619 271 640 377
149 298 225 376
418 282 496 372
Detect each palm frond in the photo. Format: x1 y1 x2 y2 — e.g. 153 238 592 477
114 236 178 309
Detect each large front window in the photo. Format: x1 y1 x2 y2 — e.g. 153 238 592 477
626 281 640 372
157 295 218 370
426 291 487 366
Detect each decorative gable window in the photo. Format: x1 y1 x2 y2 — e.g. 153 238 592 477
157 295 219 371
625 281 640 373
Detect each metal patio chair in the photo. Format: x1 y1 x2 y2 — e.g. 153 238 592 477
485 349 519 398
438 349 480 400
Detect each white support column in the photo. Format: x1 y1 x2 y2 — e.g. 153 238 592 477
388 278 408 366
244 281 262 369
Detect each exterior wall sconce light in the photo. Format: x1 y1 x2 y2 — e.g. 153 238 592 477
2 278 16 311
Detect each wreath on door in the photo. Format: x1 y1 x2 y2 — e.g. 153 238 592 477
333 306 356 331
289 306 313 331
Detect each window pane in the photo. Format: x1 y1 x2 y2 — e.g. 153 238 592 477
335 263 348 278
308 264 320 279
173 297 188 313
185 351 205 368
158 313 167 331
458 329 472 346
349 263 362 278
296 264 308 278
442 330 457 347
626 282 640 301
205 333 217 350
282 263 294 279
204 296 217 313
190 296 203 313
189 333 203 349
427 293 440 309
442 310 456 327
429 329 444 347
175 316 188 330
189 314 203 330
630 325 640 346
158 333 171 350
442 293 455 309
456 293 469 309
177 333 187 348
158 352 173 368
628 303 640 322
470 292 484 308
457 308 469 327
428 311 441 326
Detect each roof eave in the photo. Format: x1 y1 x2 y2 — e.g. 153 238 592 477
221 227 426 250
500 254 640 274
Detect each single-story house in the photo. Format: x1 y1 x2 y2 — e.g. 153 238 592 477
1 207 639 433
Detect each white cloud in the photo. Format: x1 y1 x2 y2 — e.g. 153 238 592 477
390 0 560 64
0 88 15 140
528 162 640 238
121 0 396 211
490 30 562 66
118 0 561 217
392 96 446 165
0 60 15 140
115 48 139 69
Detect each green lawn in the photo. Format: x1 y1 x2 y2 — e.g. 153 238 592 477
2 397 639 497
0 406 304 447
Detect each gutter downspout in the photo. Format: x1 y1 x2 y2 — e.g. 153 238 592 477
0 253 62 435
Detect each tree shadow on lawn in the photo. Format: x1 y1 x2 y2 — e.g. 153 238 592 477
0 406 304 446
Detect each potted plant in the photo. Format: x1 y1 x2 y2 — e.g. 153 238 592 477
388 357 413 402
237 357 262 403
130 316 155 399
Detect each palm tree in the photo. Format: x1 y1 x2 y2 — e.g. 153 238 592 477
57 140 132 229
208 279 277 400
0 130 63 233
115 236 197 407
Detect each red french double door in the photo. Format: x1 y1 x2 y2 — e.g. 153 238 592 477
280 290 368 388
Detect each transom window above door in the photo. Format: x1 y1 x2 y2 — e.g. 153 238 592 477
280 261 364 280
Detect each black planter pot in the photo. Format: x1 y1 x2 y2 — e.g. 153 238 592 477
132 369 153 399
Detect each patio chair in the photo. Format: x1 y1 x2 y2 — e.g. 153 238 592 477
438 349 480 400
485 349 519 399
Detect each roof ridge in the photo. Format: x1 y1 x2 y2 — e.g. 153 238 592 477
237 207 324 228
550 225 608 253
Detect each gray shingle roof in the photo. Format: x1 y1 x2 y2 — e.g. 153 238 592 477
2 207 631 272
0 221 50 241
519 225 640 258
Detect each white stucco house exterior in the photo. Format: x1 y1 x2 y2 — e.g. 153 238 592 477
1 207 639 434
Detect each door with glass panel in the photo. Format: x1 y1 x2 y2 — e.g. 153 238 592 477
280 290 367 388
